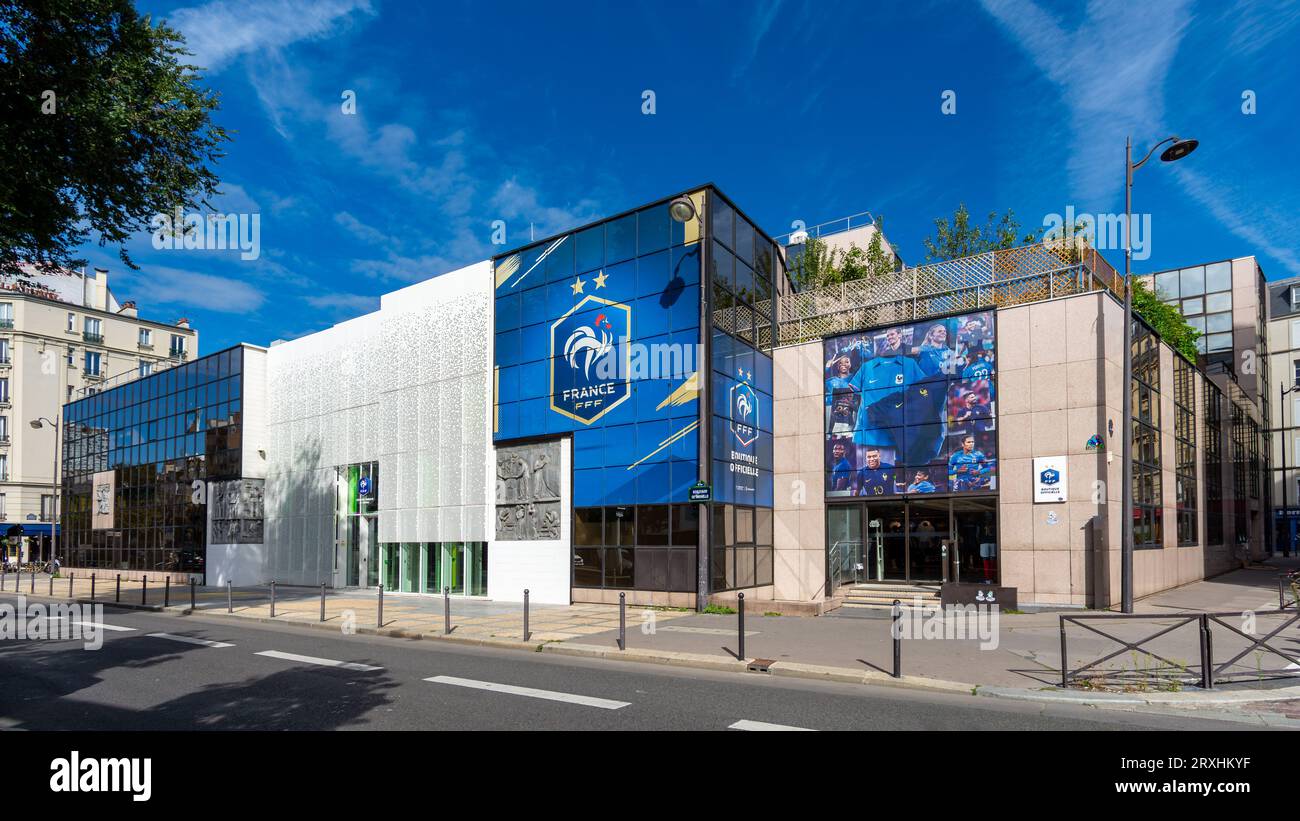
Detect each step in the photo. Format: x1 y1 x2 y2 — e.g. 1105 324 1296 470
839 601 941 611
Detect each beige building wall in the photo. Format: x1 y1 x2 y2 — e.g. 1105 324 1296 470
0 267 197 554
772 340 827 603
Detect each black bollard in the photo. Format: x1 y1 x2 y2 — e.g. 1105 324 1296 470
618 592 626 651
523 589 531 642
69 573 74 598
164 576 171 607
227 580 232 613
48 572 53 596
91 573 96 601
444 586 451 635
115 574 121 603
141 576 147 605
190 578 196 610
738 592 746 660
320 583 326 622
270 579 276 618
893 599 903 679
377 584 384 628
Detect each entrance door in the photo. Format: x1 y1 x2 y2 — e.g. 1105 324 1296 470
907 500 950 581
827 506 864 589
952 498 998 583
871 502 907 580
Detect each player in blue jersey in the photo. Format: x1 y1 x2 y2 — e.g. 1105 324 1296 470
850 328 923 448
855 448 895 497
912 323 954 378
948 434 992 491
906 469 937 494
962 349 994 380
828 440 856 493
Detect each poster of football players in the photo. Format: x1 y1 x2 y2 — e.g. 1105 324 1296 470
823 310 997 496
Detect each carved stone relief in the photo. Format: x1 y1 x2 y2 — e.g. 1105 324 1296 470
210 479 266 545
494 441 561 541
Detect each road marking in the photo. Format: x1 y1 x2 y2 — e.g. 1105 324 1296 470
729 719 816 732
72 621 135 632
145 632 233 648
424 675 630 709
255 650 383 672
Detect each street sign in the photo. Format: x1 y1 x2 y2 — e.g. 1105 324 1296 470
689 481 711 502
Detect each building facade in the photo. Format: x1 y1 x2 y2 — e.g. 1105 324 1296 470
1265 274 1300 553
1 265 197 564
56 191 1272 609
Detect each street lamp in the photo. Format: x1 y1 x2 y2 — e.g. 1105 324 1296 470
1121 135 1198 613
30 417 59 566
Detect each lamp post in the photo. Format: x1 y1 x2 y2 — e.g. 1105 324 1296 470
1121 135 1198 613
29 416 60 567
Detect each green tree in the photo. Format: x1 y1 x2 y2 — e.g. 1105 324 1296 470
792 220 897 291
1131 278 1200 361
0 0 230 276
922 203 1043 262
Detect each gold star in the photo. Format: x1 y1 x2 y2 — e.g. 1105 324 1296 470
593 270 609 289
571 276 586 295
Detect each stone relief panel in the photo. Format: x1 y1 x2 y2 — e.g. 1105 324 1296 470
210 479 265 545
494 441 560 541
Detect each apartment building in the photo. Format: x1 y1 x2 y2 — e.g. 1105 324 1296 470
1265 274 1300 554
0 265 198 563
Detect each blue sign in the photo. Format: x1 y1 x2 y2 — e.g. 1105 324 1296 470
550 294 632 425
1039 468 1060 486
358 476 372 497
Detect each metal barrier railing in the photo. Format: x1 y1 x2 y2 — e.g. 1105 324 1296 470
1060 609 1300 690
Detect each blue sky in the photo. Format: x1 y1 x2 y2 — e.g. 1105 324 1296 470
78 0 1300 353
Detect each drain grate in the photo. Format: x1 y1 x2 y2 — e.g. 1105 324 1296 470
747 658 775 673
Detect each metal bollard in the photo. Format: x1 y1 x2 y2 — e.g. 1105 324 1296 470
1058 614 1067 687
1198 614 1212 690
618 592 626 650
48 572 53 596
1205 623 1215 690
377 584 384 627
523 589 531 642
1 568 6 592
91 573 96 601
30 568 35 593
738 592 746 660
164 576 171 607
115 574 121 603
270 580 276 618
227 580 233 613
69 573 74 598
444 586 451 635
141 576 147 605
894 599 903 679
190 578 196 610
320 583 326 622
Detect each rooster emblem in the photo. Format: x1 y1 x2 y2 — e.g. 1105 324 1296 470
563 313 613 378
736 391 752 419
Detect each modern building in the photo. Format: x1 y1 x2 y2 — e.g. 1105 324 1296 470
1265 274 1300 553
0 265 198 565
56 189 1271 610
61 344 262 582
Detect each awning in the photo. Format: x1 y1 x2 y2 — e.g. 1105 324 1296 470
5 523 60 537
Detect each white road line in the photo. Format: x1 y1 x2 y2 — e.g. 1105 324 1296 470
424 675 631 710
145 632 233 648
72 621 135 632
729 719 816 732
255 650 383 672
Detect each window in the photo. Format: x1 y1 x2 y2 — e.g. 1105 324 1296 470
1132 325 1163 549
1292 286 1300 311
0 493 6 519
84 350 102 376
0 338 9 365
40 495 53 521
1203 383 1224 546
169 334 186 358
0 302 12 328
0 377 8 402
0 416 7 441
1174 359 1197 546
1294 359 1300 387
139 360 153 377
571 504 698 592
0 454 8 480
66 312 75 332
138 328 152 347
83 317 102 343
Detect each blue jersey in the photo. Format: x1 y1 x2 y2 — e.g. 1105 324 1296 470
825 375 855 405
850 353 922 446
962 361 992 380
948 449 989 490
907 480 936 494
856 467 895 496
915 345 952 378
829 457 855 491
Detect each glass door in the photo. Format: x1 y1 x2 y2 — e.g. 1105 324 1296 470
907 500 950 581
871 502 907 580
952 498 997 583
827 505 863 590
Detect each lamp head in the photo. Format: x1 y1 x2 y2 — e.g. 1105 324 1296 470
668 196 697 223
29 420 42 430
1160 137 1198 162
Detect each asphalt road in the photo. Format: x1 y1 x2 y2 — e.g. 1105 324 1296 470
0 598 1269 731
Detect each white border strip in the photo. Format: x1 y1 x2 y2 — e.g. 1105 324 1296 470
424 675 630 709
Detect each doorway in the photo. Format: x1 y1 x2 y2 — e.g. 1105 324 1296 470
828 497 997 585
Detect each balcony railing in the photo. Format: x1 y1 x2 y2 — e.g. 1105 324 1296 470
169 348 188 361
0 319 12 329
774 241 1123 346
83 331 104 344
84 369 104 380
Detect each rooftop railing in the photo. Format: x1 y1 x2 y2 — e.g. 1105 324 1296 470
776 242 1123 346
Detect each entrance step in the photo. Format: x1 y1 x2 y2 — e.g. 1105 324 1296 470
840 583 941 610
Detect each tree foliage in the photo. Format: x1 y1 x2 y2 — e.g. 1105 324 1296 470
921 203 1043 262
0 0 230 276
791 220 897 291
1131 278 1201 361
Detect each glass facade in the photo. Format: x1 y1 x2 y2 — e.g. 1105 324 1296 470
1154 261 1233 354
572 503 698 591
1131 323 1162 549
1174 356 1197 546
62 346 247 574
1204 380 1224 546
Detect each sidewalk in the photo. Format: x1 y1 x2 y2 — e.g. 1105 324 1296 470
4 562 1297 711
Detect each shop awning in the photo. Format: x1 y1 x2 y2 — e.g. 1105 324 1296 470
5 523 60 537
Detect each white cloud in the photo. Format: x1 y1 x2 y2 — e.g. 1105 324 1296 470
166 0 376 72
304 291 381 314
116 265 265 313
